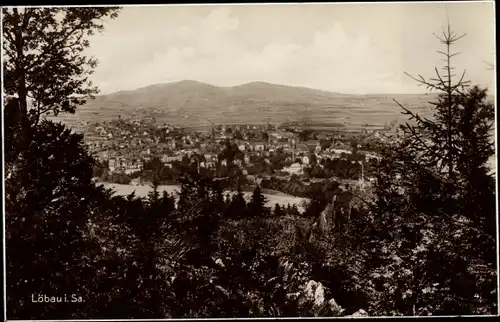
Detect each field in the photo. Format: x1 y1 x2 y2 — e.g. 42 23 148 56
46 80 450 133
48 80 495 136
100 182 309 212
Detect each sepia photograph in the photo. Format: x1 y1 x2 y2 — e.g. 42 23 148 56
2 1 497 319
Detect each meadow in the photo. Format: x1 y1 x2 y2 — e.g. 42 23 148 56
100 182 309 212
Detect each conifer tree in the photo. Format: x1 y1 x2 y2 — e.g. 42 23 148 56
248 186 268 217
161 191 176 215
369 21 497 316
394 22 471 179
389 21 495 222
274 203 284 217
227 188 247 219
5 120 99 319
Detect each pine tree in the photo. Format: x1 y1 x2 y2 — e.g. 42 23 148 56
273 203 283 217
369 21 497 316
177 184 194 211
390 22 495 223
5 120 100 319
147 178 161 205
160 191 176 215
248 186 268 217
212 182 228 213
227 188 247 219
454 87 495 233
394 22 471 180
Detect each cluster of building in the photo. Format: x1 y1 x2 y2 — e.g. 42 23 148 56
84 116 384 179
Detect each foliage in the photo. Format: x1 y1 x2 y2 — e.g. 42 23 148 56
365 22 497 316
274 203 284 216
5 118 100 319
261 176 309 197
92 159 109 178
304 157 370 180
226 188 248 219
5 11 496 319
248 186 269 217
3 7 121 126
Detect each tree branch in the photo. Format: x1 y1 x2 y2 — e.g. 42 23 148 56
25 19 87 72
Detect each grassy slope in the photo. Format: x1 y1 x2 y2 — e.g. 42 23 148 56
47 80 447 132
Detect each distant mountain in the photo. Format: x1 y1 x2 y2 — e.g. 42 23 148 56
90 80 356 114
49 80 492 132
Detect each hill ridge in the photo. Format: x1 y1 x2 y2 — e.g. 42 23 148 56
100 80 413 98
50 80 492 132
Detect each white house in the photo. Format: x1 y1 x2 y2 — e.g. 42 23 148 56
162 155 183 163
331 148 352 156
253 142 266 151
124 168 141 175
283 162 303 175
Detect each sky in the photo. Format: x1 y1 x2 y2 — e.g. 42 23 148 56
83 2 496 95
